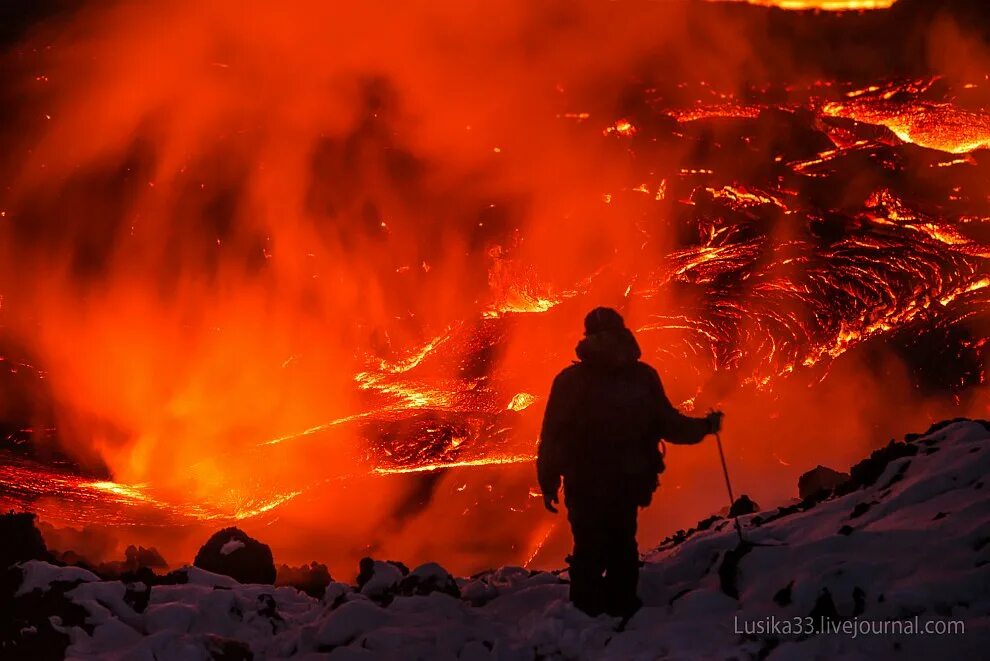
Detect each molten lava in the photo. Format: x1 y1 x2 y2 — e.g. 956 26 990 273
731 0 898 9
824 81 990 153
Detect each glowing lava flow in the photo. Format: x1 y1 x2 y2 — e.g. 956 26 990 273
0 455 304 525
823 82 990 154
2 70 988 549
720 0 897 9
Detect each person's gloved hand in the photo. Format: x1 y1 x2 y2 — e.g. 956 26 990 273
707 410 724 434
543 492 559 514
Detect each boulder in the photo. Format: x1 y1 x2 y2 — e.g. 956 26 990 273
276 562 333 598
396 562 460 598
193 527 276 585
356 557 406 602
839 442 917 494
97 545 168 579
0 511 51 569
728 494 759 517
799 465 850 500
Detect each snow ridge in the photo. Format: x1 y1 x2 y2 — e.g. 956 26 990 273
8 419 990 660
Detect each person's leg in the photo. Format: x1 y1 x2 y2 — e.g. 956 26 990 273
567 504 608 616
603 501 642 618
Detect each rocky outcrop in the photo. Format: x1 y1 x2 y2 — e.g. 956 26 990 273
0 511 51 570
193 527 276 585
798 465 850 500
396 562 460 599
276 562 333 598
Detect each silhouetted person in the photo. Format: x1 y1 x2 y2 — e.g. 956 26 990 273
537 307 723 618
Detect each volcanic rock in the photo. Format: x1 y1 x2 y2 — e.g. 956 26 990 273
396 562 460 599
837 440 919 495
356 557 406 602
798 465 850 500
193 527 276 585
1 561 97 659
728 494 760 517
460 578 498 606
97 544 168 579
276 562 333 598
0 511 52 569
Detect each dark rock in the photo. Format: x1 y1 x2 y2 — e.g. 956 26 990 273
97 545 168 579
838 525 854 536
125 545 167 570
0 511 52 570
849 502 873 519
123 582 151 614
0 564 91 660
729 495 759 517
276 562 333 598
193 528 276 585
879 460 911 490
356 557 408 589
113 565 187 589
396 562 460 599
853 587 866 616
356 556 375 589
157 569 191 586
460 577 498 606
255 593 284 633
773 581 794 607
696 515 720 531
903 417 989 442
717 543 753 600
798 466 850 501
809 588 840 622
836 441 918 496
356 557 407 604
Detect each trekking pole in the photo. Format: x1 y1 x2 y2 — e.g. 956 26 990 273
715 431 746 544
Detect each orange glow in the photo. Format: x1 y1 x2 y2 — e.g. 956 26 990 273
721 0 897 9
823 83 990 153
506 392 537 412
604 119 637 137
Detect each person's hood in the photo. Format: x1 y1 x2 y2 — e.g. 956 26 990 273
575 327 642 368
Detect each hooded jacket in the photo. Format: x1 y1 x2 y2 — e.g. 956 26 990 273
537 327 711 504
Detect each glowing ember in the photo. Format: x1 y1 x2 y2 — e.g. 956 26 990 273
668 105 764 123
506 392 536 412
604 119 637 137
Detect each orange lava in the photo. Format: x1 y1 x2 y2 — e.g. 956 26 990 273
723 0 897 9
823 82 990 153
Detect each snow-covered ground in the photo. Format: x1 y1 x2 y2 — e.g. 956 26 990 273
8 419 990 660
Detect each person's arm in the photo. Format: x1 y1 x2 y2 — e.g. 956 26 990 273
651 370 718 445
537 372 571 512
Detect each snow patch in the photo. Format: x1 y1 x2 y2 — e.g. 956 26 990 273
15 560 99 596
10 419 988 660
219 538 245 556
